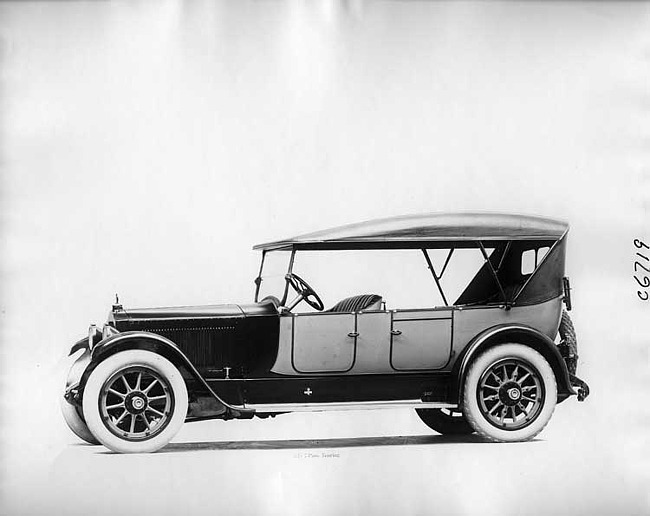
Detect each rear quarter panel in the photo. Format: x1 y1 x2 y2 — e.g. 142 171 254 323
450 296 563 369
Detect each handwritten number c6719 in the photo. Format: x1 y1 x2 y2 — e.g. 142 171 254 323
635 239 649 301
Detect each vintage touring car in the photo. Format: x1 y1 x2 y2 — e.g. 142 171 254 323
62 213 589 453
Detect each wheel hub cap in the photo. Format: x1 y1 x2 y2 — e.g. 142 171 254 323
499 382 523 406
126 393 147 413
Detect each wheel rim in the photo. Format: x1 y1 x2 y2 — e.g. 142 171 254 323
99 366 175 441
476 358 545 431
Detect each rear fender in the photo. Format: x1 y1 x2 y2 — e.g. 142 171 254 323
84 331 248 416
452 324 576 404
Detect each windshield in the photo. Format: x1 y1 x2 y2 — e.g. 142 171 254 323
255 251 292 302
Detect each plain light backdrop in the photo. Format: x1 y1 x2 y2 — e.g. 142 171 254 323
1 1 649 515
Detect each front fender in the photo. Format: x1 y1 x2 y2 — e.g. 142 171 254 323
451 324 576 404
86 331 250 416
63 338 93 406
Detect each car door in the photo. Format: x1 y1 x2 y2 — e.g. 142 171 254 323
390 308 453 370
292 312 357 373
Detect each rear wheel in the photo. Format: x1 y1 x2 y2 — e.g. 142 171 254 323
416 408 474 435
82 350 188 453
463 344 557 442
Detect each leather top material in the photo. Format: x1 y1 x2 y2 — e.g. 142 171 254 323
254 212 569 250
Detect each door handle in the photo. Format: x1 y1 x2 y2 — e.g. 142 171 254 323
347 332 359 338
391 330 402 336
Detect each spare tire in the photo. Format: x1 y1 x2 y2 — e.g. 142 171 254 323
558 310 578 375
61 396 100 445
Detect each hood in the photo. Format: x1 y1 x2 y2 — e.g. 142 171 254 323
110 299 277 325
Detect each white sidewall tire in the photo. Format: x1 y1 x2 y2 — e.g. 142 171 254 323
60 395 100 445
83 350 188 454
463 344 557 442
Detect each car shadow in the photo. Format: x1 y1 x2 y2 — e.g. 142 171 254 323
147 434 541 454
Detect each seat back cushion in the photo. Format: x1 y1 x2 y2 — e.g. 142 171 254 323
327 294 382 313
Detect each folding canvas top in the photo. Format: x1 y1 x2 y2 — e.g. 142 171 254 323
253 212 569 251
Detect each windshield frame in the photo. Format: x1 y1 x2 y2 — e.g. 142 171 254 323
254 249 296 304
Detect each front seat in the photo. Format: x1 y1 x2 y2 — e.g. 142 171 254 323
327 294 382 313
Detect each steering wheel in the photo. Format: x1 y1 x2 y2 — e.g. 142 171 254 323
285 273 325 311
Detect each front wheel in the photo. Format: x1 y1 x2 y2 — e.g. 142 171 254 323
82 350 188 453
462 344 557 442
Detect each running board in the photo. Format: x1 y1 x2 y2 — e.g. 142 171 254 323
245 400 457 413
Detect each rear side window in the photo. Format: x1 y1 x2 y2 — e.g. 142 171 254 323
521 247 550 275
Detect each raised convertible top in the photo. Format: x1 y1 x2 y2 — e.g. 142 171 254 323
253 212 569 251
